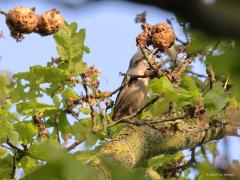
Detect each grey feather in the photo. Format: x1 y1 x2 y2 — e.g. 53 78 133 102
112 49 149 121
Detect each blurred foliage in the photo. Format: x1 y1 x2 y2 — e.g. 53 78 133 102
0 2 240 178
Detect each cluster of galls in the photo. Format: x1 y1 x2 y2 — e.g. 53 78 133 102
66 66 113 111
32 115 49 139
81 65 101 90
136 23 175 51
5 6 64 41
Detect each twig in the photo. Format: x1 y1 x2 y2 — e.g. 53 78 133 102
0 144 12 151
176 38 188 46
135 11 147 24
81 75 97 132
171 57 193 83
55 112 61 144
110 74 135 97
208 41 221 56
166 18 188 46
148 114 187 124
108 118 157 129
110 47 164 97
108 113 187 129
6 140 28 162
134 94 164 117
223 76 229 89
10 149 17 179
67 139 86 151
0 9 7 16
96 100 105 131
140 47 158 70
62 134 72 149
186 70 208 78
200 145 209 162
6 139 22 153
110 70 159 97
182 22 190 45
110 85 124 96
108 94 164 127
119 72 150 79
205 41 220 89
65 108 80 121
175 148 197 171
175 58 193 75
206 64 215 89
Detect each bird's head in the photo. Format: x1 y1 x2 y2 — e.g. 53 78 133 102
127 50 149 76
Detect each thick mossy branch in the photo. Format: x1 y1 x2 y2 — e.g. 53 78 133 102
100 117 235 168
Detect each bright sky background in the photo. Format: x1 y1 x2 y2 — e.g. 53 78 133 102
0 0 239 173
0 0 182 91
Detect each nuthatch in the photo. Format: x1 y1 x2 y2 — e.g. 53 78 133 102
112 50 149 121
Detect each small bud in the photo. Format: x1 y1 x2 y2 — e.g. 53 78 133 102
67 76 76 83
89 98 97 106
97 92 111 101
83 65 101 78
67 97 75 106
65 133 73 139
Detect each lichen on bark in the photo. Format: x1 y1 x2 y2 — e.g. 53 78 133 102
100 116 232 169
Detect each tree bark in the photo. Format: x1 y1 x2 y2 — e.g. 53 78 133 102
100 117 235 168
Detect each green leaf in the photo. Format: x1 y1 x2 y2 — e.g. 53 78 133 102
84 132 100 147
101 157 147 180
147 152 184 170
68 61 87 76
20 156 38 176
71 121 88 140
208 41 240 99
53 95 61 108
75 150 96 163
54 22 88 75
204 82 229 116
15 122 38 143
16 100 56 115
187 29 217 53
197 161 223 180
0 71 11 105
58 111 71 137
80 108 91 114
8 131 19 146
11 66 69 102
13 66 69 84
150 98 170 116
83 45 90 53
62 88 79 107
0 147 8 158
10 83 41 103
0 118 14 144
25 155 93 180
71 119 103 147
148 77 193 108
0 155 12 179
29 141 60 161
181 75 201 100
27 141 93 179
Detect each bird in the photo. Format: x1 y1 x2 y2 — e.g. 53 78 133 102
112 49 149 121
